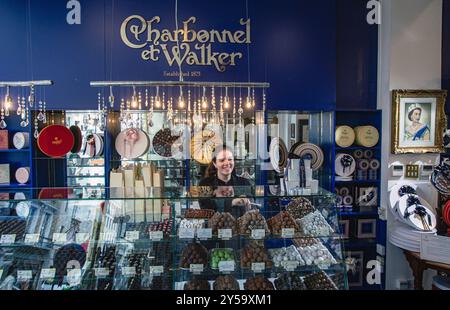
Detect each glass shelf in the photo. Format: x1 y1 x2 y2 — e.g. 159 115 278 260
0 149 30 153
0 186 335 201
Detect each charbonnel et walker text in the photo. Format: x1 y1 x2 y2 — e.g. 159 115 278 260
121 16 251 72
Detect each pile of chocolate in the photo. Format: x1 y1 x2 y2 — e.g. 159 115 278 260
213 275 240 290
184 278 211 290
240 241 272 268
0 218 27 240
237 210 269 235
244 276 274 290
153 128 181 157
185 208 216 219
274 272 306 290
304 271 338 290
286 197 315 219
267 211 299 235
151 242 173 290
148 219 173 237
208 212 237 236
96 245 116 290
189 186 214 198
126 253 146 290
294 237 319 247
180 242 209 268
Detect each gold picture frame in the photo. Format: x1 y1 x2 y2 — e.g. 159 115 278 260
392 90 447 154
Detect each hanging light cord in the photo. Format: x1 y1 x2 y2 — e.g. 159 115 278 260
246 0 250 83
175 0 183 82
27 0 34 81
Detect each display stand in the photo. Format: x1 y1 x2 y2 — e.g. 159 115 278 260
333 110 385 289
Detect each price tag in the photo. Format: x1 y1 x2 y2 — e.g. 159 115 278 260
76 233 89 244
52 233 67 244
17 270 32 281
189 264 204 274
218 261 235 273
197 228 212 240
150 231 163 241
67 269 81 286
125 231 139 242
150 266 164 276
251 229 265 240
178 228 195 239
122 267 136 277
282 261 299 271
218 229 232 240
40 268 56 280
24 234 40 244
282 228 295 239
0 234 16 244
95 268 110 277
251 262 265 273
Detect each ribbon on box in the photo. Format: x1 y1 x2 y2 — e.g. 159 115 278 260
124 128 139 159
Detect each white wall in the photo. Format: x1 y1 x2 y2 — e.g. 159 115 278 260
378 0 443 290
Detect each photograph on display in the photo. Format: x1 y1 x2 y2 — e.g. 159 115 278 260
392 90 447 154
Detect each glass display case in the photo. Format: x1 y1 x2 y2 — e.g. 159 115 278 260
65 110 106 192
0 186 347 290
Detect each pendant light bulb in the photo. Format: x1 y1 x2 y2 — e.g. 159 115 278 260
201 86 208 109
178 86 185 108
131 86 138 109
224 87 230 109
28 85 35 107
4 87 12 116
155 86 161 108
245 87 252 109
108 86 115 108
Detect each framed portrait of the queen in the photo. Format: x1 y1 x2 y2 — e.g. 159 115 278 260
392 90 447 154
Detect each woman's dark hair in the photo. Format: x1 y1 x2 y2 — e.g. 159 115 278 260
204 145 235 178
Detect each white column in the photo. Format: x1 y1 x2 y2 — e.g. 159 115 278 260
378 0 443 290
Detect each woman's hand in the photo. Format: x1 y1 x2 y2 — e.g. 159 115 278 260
214 186 234 197
232 197 251 211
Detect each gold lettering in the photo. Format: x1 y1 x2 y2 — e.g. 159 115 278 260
194 44 206 65
218 53 231 66
186 52 199 65
240 18 251 43
221 30 235 43
234 31 246 44
210 30 225 43
229 52 242 65
141 45 160 61
183 17 196 42
161 29 175 42
197 30 209 43
161 43 190 66
120 15 147 49
121 15 251 72
147 16 161 45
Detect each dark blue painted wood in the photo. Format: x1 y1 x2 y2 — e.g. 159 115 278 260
337 0 378 110
0 0 338 111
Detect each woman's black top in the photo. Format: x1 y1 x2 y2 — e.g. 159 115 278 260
198 174 252 218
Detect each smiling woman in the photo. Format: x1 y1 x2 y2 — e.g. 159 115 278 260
198 145 252 218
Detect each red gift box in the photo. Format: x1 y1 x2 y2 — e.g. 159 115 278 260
37 125 74 158
38 188 74 199
0 130 9 150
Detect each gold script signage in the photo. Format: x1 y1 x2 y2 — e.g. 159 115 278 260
120 16 251 72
